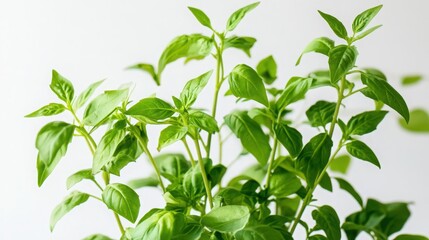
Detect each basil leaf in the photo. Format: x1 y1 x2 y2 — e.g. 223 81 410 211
346 110 388 136
309 235 328 240
105 134 143 176
183 165 206 200
66 169 94 190
50 191 89 231
361 73 409 122
82 234 113 240
296 37 334 65
306 101 337 127
274 122 303 158
201 205 250 233
128 176 159 189
83 89 128 126
224 112 271 165
346 140 380 168
229 64 269 107
329 45 358 83
158 125 188 151
318 11 348 40
352 5 383 33
235 225 285 240
312 205 341 240
189 111 219 134
156 153 190 183
276 77 313 111
126 97 175 121
73 80 104 110
188 7 212 29
36 121 75 186
335 177 363 208
268 169 301 198
395 235 429 240
256 55 277 84
25 103 66 118
128 63 159 86
180 70 213 108
329 154 351 174
401 75 423 86
102 183 140 223
224 36 256 57
50 70 74 103
399 109 429 132
226 2 260 31
296 133 333 187
353 25 382 42
319 172 333 192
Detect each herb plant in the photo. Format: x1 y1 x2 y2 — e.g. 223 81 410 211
28 3 428 240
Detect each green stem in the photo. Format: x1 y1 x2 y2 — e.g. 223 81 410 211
113 212 126 234
265 138 279 189
182 137 196 167
193 137 214 209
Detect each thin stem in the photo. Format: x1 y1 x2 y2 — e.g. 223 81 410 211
328 78 345 137
113 212 125 234
88 194 103 202
217 130 223 164
92 179 104 192
265 139 279 189
182 137 196 167
193 137 214 209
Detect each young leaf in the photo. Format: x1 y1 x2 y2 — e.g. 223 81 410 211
201 205 250 233
346 140 380 168
229 64 269 107
180 70 213 108
105 134 143 176
296 37 334 65
256 55 277 84
312 205 341 240
66 169 94 190
50 191 89 231
399 109 429 132
335 177 363 208
188 7 212 29
276 77 313 110
224 36 257 57
329 45 358 83
226 2 260 31
36 121 75 186
274 122 303 157
346 110 388 136
329 154 351 174
296 133 333 187
25 103 66 118
50 70 74 104
401 75 423 86
305 101 337 127
352 25 382 42
352 5 383 33
126 97 175 121
83 89 128 126
268 169 301 197
102 183 140 223
361 73 409 122
128 63 159 86
189 111 219 134
82 234 113 240
158 125 188 151
318 11 348 40
224 112 271 166
73 80 104 110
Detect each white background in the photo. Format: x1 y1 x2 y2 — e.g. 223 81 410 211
1 0 428 239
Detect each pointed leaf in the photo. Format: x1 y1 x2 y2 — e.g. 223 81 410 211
335 177 363 208
346 140 380 168
269 169 301 197
158 125 188 151
73 80 104 110
229 64 268 106
224 36 256 57
188 7 212 29
276 77 313 110
50 191 89 231
50 70 74 103
126 97 175 121
128 63 159 86
296 37 334 65
256 55 277 84
312 205 341 240
226 2 260 31
180 70 213 108
329 154 351 174
25 103 66 118
346 110 388 136
352 5 383 33
401 75 423 86
306 101 337 127
395 235 429 240
83 89 128 126
329 45 358 83
274 122 303 157
66 169 94 190
102 183 140 223
353 24 382 41
189 111 219 134
201 205 250 233
318 11 348 39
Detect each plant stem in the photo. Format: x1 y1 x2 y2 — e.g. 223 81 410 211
193 137 214 209
265 138 279 189
182 137 196 167
114 212 126 234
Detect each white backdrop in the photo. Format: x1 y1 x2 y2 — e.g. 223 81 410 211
1 0 428 239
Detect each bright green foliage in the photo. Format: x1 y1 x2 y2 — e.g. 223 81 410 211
50 70 74 104
50 191 89 231
399 109 429 132
229 64 269 106
296 37 334 65
225 36 257 57
83 89 128 126
401 75 423 86
312 205 341 240
102 183 140 223
201 205 250 232
328 45 358 83
25 103 66 118
226 2 260 31
257 55 277 84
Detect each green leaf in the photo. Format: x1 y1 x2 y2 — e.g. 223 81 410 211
183 165 207 200
189 111 219 134
296 133 333 187
158 34 213 80
36 121 75 186
73 80 104 110
50 191 89 231
156 153 190 182
296 37 334 65
92 122 126 174
102 183 140 223
83 89 128 126
269 169 301 197
235 225 285 240
50 70 74 103
318 11 348 39
346 140 380 168
319 172 333 192
128 63 159 86
126 97 175 121
66 169 94 190
361 73 409 122
105 134 143 176
274 122 303 157
224 36 257 57
158 125 188 151
329 154 351 174
128 176 159 189
256 55 277 84
353 25 382 42
399 109 429 132
229 64 269 107
180 70 213 108
224 112 271 165
352 5 383 33
329 45 358 83
201 205 250 233
82 234 113 240
226 2 260 31
312 205 341 240
401 75 423 86
276 77 313 110
346 110 388 136
25 103 66 118
306 101 337 127
309 235 328 240
188 7 212 29
395 235 429 240
335 177 363 208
